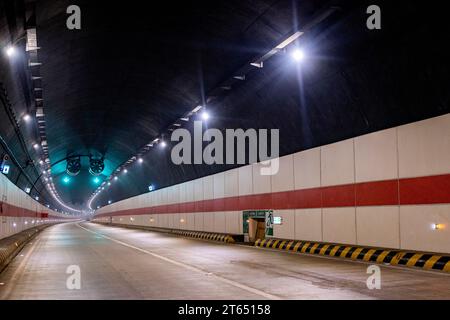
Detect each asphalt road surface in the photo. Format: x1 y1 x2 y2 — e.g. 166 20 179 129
1 222 449 300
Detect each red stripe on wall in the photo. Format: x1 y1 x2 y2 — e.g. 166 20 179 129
400 174 450 205
0 202 71 219
96 173 450 218
322 184 355 207
356 180 399 206
0 202 46 218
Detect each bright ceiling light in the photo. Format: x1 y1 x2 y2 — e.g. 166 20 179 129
160 141 166 148
5 46 15 57
114 176 118 181
291 48 305 62
23 114 31 122
123 169 128 174
201 111 210 121
138 158 143 163
33 143 40 149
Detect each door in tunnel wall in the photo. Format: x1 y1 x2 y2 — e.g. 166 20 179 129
243 210 273 242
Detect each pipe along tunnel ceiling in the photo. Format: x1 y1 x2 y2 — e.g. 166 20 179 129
0 0 449 214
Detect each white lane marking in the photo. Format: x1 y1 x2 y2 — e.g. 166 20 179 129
77 223 281 300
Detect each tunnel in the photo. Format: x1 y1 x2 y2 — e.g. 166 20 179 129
0 0 450 308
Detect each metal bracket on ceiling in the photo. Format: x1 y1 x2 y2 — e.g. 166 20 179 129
250 61 263 68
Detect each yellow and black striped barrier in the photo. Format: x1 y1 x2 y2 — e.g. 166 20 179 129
172 230 235 243
255 238 450 273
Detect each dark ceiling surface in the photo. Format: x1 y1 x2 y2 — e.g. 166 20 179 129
1 0 449 212
36 0 319 209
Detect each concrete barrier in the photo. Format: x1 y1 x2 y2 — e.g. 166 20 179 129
0 225 49 273
93 221 236 243
255 238 450 273
172 230 235 243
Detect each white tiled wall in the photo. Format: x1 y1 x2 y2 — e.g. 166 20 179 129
95 114 450 253
0 173 72 240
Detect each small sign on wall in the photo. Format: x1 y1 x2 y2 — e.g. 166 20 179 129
273 216 283 225
265 210 274 236
1 164 10 174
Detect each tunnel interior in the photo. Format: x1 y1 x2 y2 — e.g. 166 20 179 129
0 0 450 303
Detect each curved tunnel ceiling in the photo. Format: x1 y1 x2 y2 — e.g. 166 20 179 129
1 0 449 212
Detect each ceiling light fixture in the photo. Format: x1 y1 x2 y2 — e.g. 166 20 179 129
201 111 210 121
291 48 305 62
5 46 15 57
23 113 31 122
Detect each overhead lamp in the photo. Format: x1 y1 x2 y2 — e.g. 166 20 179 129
123 169 128 174
114 176 118 181
148 184 154 192
291 48 305 62
62 176 71 184
23 114 31 122
108 200 112 204
66 157 81 176
5 46 15 57
138 157 144 163
160 141 167 148
201 111 210 121
93 177 101 184
33 143 40 150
